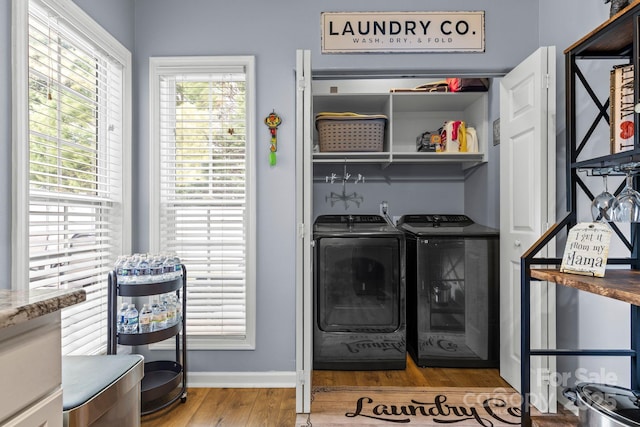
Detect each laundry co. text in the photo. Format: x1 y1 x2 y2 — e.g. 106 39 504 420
322 11 485 53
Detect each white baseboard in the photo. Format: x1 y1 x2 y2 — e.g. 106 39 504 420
186 371 297 388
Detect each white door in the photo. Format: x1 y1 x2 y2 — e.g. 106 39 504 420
295 49 313 414
499 46 557 413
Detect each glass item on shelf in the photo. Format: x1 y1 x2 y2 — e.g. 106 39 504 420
591 175 618 222
613 172 640 222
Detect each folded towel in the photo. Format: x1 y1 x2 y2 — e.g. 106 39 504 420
315 112 388 120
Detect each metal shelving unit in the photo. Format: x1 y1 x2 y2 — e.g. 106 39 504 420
107 264 187 415
520 5 640 426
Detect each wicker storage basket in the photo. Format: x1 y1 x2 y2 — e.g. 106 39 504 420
316 114 386 152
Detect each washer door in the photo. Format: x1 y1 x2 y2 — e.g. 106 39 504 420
316 237 400 333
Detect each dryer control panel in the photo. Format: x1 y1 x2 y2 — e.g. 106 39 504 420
398 214 474 227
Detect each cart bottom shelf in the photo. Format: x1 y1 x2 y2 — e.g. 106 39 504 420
141 360 186 414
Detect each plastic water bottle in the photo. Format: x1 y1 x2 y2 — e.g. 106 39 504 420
172 254 183 279
131 255 142 283
116 302 128 333
163 296 177 326
133 255 150 284
123 304 139 333
150 302 158 330
139 304 152 333
149 256 164 281
114 256 126 282
163 255 176 280
174 294 182 321
120 257 136 284
151 302 167 331
158 302 167 329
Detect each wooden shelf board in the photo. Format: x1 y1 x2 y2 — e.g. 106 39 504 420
564 0 639 56
530 268 640 306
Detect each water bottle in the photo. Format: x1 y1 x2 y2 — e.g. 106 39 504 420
158 302 168 329
139 304 152 333
171 254 183 279
174 294 182 321
149 255 164 281
131 255 141 283
114 256 126 282
163 296 177 326
133 255 150 284
163 255 176 280
116 302 128 333
151 302 167 331
121 256 136 284
123 304 139 333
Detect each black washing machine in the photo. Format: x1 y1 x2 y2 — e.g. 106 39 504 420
313 214 406 370
397 214 499 368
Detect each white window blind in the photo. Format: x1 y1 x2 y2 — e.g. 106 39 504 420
22 0 128 355
151 57 255 348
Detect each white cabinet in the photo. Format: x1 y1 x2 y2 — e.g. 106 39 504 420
311 78 489 168
2 389 63 427
0 288 86 427
0 312 63 427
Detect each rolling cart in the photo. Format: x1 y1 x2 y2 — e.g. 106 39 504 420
107 264 187 415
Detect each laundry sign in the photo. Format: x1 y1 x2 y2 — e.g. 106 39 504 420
321 11 485 53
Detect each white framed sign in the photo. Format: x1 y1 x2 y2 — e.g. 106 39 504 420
321 11 485 54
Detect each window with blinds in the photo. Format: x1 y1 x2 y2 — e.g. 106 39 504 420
14 0 131 355
149 57 256 349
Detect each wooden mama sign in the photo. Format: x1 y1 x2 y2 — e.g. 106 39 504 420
560 222 612 277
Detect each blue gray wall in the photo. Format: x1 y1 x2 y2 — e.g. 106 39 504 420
131 0 539 374
0 0 629 388
71 0 134 50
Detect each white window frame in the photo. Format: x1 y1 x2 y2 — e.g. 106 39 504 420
148 56 256 350
11 0 132 349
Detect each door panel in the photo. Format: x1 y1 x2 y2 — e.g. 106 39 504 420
511 129 536 231
500 46 556 413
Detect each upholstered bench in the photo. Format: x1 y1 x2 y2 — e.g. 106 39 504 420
62 355 144 427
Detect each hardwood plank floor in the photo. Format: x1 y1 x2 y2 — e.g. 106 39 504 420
141 356 510 426
141 387 297 427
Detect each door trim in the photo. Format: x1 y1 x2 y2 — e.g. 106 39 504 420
295 49 312 414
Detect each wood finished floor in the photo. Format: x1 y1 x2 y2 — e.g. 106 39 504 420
140 356 511 427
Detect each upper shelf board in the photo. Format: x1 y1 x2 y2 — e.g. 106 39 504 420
564 2 639 57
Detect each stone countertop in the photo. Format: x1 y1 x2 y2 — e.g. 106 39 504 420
0 288 87 330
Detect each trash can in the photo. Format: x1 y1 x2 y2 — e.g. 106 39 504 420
62 355 144 427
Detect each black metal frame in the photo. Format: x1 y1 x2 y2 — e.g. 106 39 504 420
520 6 640 426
